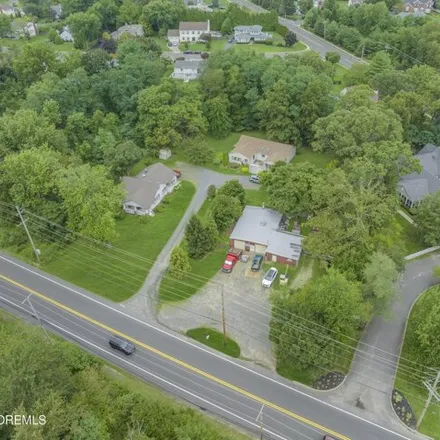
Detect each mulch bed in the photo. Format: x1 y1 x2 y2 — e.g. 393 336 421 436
392 389 417 429
313 372 345 390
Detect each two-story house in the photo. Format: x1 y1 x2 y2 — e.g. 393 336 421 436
233 25 272 44
228 135 295 174
403 0 433 13
167 21 210 43
122 163 180 216
171 59 205 81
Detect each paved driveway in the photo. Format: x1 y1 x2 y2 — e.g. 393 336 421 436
123 164 259 321
329 253 440 434
157 255 276 368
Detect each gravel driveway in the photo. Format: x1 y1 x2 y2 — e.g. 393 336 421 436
157 255 276 369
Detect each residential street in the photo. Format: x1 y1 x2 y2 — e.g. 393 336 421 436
123 164 258 322
329 253 440 434
230 0 367 68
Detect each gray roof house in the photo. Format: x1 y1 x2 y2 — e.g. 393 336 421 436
398 144 440 208
229 206 303 265
50 3 62 19
59 25 73 42
111 24 144 41
122 163 179 216
171 59 205 81
403 0 433 12
234 25 272 43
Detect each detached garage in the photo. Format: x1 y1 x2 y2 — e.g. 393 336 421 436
229 206 302 266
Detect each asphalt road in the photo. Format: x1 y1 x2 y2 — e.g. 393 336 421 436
0 253 415 440
230 0 367 68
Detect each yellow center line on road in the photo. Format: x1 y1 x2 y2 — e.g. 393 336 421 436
0 274 350 440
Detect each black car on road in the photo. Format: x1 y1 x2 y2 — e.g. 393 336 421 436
109 335 136 355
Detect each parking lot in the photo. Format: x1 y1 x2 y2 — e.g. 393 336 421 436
157 253 276 369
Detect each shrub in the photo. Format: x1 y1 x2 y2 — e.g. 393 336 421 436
230 162 240 169
277 42 284 47
222 152 229 166
240 166 249 173
207 185 216 199
264 40 273 46
186 142 214 165
325 51 341 64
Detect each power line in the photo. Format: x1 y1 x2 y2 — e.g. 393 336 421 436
0 206 434 396
0 204 434 382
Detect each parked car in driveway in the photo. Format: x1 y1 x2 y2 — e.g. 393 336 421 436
251 254 264 272
249 174 260 184
262 267 278 288
109 335 136 355
222 248 242 273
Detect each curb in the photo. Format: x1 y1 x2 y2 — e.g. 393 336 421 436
390 287 435 440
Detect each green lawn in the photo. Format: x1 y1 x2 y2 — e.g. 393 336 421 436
0 32 75 52
394 286 440 439
332 63 348 95
179 37 306 54
245 187 270 207
159 244 227 302
294 147 335 169
231 41 307 54
186 327 241 358
394 214 424 255
41 181 196 302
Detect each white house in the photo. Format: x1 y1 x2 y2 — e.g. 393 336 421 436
59 25 73 42
0 4 15 15
233 25 271 43
167 21 210 43
171 59 205 81
122 163 180 216
228 135 295 174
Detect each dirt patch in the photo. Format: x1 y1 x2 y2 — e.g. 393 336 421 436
392 389 417 429
313 372 345 390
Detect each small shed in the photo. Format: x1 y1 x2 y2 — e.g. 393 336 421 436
159 149 172 160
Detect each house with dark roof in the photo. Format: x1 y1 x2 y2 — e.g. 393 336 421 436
229 206 303 266
398 144 440 209
229 135 295 174
233 25 271 43
122 163 179 216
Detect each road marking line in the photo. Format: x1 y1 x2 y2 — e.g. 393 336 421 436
0 274 349 440
0 255 414 440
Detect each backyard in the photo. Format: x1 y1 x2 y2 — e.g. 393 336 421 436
394 286 440 440
0 31 75 52
24 181 197 302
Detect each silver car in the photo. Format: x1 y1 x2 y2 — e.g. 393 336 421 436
262 267 278 288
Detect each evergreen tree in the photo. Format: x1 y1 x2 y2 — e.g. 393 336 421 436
185 215 211 259
169 246 191 279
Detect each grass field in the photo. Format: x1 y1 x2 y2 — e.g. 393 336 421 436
186 327 241 357
394 286 440 439
332 63 348 95
179 36 306 54
39 181 196 302
0 32 75 52
394 214 424 255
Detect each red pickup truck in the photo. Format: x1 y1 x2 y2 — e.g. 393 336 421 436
221 248 242 273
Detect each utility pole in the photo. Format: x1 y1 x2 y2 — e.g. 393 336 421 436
256 404 264 439
417 371 440 428
16 206 40 266
221 285 227 347
22 294 51 343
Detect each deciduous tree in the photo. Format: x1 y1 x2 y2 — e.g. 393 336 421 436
217 180 246 208
416 191 440 246
57 164 124 242
362 251 398 315
211 194 242 233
